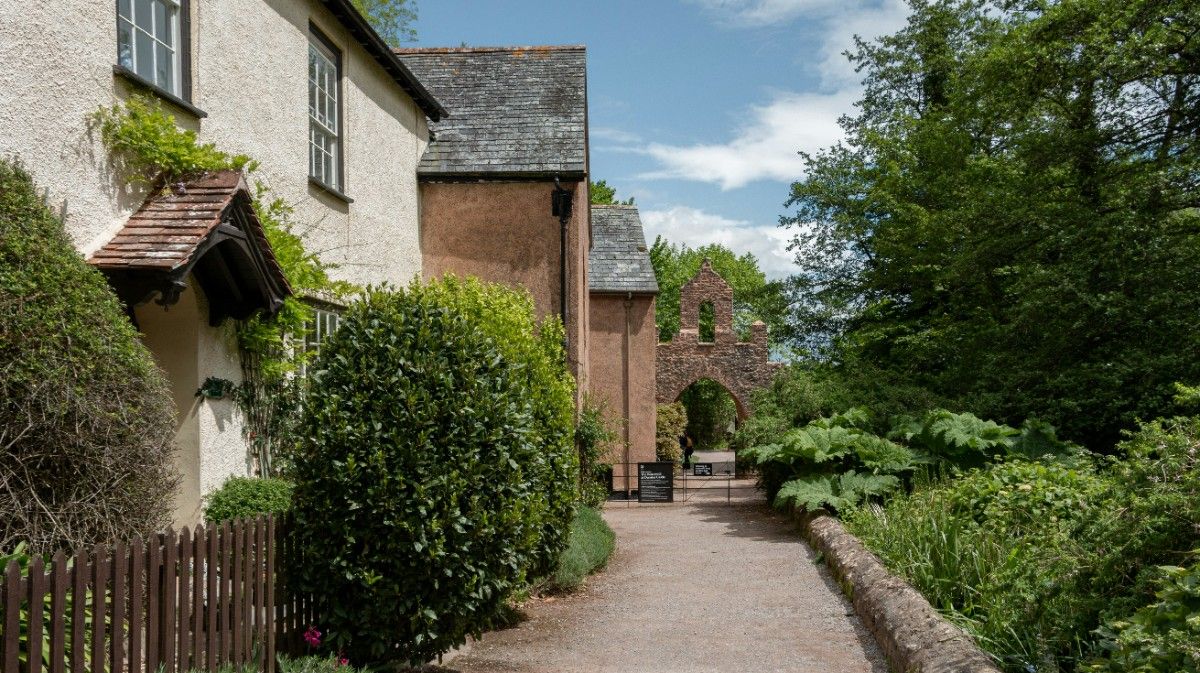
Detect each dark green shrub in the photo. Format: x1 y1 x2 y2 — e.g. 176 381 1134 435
203 477 293 523
576 396 617 507
1086 559 1200 673
291 280 572 665
0 160 177 554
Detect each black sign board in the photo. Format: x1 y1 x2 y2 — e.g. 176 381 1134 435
637 462 674 503
692 462 713 476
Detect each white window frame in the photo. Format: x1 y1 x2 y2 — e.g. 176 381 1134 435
308 30 342 192
117 0 183 96
298 305 342 377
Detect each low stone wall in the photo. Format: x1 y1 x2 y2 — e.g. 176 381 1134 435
795 510 1003 673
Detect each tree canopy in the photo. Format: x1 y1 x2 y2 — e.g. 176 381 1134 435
351 0 417 46
783 0 1200 448
590 179 635 205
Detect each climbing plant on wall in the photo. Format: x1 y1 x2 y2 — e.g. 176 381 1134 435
93 95 352 475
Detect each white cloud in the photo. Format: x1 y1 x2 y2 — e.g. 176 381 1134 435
590 126 643 144
637 90 853 190
641 0 909 190
641 206 795 279
689 0 838 26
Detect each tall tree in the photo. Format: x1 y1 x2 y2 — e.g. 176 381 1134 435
784 0 1200 447
590 179 635 205
351 0 417 46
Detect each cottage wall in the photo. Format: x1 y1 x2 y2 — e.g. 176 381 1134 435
0 0 430 525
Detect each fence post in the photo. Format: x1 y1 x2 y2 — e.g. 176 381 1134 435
28 556 45 673
50 551 67 673
3 559 21 673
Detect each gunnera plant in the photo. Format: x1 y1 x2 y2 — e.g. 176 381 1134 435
290 280 569 665
0 159 178 554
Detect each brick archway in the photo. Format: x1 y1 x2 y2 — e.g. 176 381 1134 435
656 260 779 419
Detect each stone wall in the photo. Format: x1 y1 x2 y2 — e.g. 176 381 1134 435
656 260 778 416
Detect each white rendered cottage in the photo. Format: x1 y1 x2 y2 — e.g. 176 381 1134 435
0 0 446 524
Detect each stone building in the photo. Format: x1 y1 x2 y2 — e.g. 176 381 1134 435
588 205 659 494
395 46 593 386
656 260 779 421
0 0 444 523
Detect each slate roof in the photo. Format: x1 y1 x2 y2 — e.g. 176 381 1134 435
589 205 659 295
395 46 587 178
89 171 289 294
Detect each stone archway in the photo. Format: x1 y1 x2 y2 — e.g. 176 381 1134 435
656 260 779 417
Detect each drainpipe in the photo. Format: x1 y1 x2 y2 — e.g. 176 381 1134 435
551 178 572 359
624 291 633 497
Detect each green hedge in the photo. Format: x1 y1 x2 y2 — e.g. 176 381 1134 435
203 477 293 523
0 159 177 553
290 279 576 665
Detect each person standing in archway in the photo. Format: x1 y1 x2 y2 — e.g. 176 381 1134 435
683 434 695 469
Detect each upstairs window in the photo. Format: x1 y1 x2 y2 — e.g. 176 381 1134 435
308 30 342 192
117 0 183 96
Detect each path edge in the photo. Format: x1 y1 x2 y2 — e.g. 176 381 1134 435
793 509 1003 673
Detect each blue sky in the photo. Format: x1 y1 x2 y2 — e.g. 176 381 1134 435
413 0 909 278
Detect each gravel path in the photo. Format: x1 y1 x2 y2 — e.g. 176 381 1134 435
444 501 888 673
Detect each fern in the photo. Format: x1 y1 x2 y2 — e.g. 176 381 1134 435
773 471 901 513
853 434 917 474
894 409 1018 467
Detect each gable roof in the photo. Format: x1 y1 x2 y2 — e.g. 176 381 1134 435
395 46 588 179
90 171 291 323
589 205 659 295
320 0 447 121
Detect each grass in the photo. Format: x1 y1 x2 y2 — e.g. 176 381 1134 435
548 506 615 592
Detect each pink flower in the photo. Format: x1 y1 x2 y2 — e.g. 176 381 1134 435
337 657 349 667
303 626 321 648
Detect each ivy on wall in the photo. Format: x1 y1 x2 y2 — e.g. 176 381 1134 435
93 96 353 475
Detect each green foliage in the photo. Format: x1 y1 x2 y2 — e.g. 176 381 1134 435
741 408 914 509
0 159 177 553
203 477 294 524
548 506 616 592
589 179 634 205
847 416 1200 672
655 402 688 463
275 655 370 673
783 0 1200 449
1085 559 1200 673
93 96 251 183
350 0 417 46
576 396 618 507
891 409 1020 469
291 279 575 665
679 379 737 450
776 471 900 513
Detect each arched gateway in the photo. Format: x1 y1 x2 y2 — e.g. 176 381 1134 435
656 260 779 418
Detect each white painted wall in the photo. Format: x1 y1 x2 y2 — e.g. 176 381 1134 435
0 0 430 524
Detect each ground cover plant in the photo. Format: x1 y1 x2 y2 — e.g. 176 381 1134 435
0 159 177 554
844 417 1200 673
290 279 576 666
548 506 616 592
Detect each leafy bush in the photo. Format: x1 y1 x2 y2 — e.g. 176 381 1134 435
290 280 574 665
548 506 616 592
655 403 687 463
1085 559 1200 673
846 416 1200 672
741 408 915 510
203 477 294 523
576 396 618 507
0 159 177 554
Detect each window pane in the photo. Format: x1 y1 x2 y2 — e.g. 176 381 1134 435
134 0 152 30
153 1 168 41
118 0 132 20
117 20 134 69
156 42 173 91
136 31 155 81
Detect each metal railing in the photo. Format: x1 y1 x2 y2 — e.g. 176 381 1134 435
604 462 761 506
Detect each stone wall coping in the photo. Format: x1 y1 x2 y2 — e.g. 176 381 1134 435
794 509 1003 673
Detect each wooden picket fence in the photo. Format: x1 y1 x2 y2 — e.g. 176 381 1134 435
0 516 315 673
